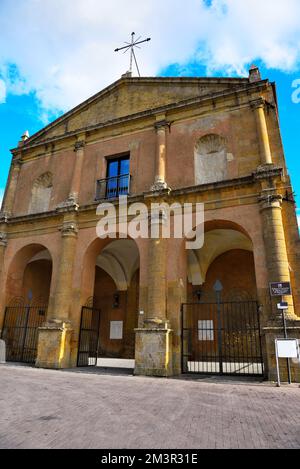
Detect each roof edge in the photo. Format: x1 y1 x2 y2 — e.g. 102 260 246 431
16 75 268 150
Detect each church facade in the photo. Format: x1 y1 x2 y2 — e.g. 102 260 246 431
0 67 299 380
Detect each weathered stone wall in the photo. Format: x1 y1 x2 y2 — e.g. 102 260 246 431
22 259 52 304
0 74 299 378
6 77 289 219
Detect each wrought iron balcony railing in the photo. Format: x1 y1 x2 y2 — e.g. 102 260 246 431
95 174 131 200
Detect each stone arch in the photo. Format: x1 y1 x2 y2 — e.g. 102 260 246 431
5 243 53 306
200 249 258 301
194 134 228 185
80 235 141 360
80 234 141 303
29 171 53 214
186 219 254 290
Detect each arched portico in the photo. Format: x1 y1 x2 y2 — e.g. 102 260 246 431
187 220 257 301
183 219 264 377
77 236 140 368
1 244 53 364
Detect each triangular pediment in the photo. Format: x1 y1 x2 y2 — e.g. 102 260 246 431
23 76 250 145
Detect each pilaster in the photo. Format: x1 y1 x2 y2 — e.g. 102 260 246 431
259 192 296 321
251 98 273 166
69 135 86 203
151 116 171 191
36 202 78 369
1 157 22 217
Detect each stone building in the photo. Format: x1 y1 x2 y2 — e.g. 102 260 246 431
0 66 299 380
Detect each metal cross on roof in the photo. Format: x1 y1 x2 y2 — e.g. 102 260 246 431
114 32 151 77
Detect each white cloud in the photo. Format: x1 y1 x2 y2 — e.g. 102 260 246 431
0 189 4 210
297 210 300 231
0 80 6 103
0 0 300 116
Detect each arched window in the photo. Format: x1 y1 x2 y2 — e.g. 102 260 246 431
194 134 228 185
29 172 53 214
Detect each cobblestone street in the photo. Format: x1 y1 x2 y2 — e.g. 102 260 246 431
0 364 299 449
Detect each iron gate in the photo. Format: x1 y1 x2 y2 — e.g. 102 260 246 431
1 305 47 364
77 306 101 367
182 300 264 376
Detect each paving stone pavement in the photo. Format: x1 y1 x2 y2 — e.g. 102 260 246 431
0 364 299 449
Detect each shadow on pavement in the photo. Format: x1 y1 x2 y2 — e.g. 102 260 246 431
66 366 135 376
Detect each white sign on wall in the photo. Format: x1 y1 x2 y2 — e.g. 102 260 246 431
110 321 123 340
276 339 299 358
198 320 214 342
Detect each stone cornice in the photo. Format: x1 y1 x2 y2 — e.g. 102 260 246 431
13 76 253 147
0 232 7 247
3 167 287 225
253 164 283 180
11 79 270 155
4 210 58 224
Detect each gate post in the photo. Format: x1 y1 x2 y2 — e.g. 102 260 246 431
36 203 78 369
214 280 224 375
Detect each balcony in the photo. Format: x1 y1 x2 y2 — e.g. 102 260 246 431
95 174 131 200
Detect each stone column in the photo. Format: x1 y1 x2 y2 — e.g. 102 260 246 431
1 158 21 217
135 210 173 377
260 193 295 319
147 237 167 324
36 203 78 369
260 193 300 382
151 117 170 191
0 231 7 334
69 136 86 202
251 98 273 166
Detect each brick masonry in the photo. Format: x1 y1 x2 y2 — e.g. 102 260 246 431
0 364 299 449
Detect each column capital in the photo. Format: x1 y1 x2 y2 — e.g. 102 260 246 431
250 97 266 110
148 209 169 227
60 220 78 238
154 119 171 132
11 161 22 174
259 192 283 211
0 211 10 223
56 195 79 213
0 232 7 247
149 181 171 192
74 140 86 152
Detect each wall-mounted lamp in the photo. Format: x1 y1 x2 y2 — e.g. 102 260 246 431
194 289 202 303
113 292 120 309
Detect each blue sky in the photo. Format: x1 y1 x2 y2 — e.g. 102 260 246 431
0 0 299 225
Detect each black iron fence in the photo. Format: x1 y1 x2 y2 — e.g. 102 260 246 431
77 306 101 367
182 300 264 376
95 174 131 200
1 305 47 364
